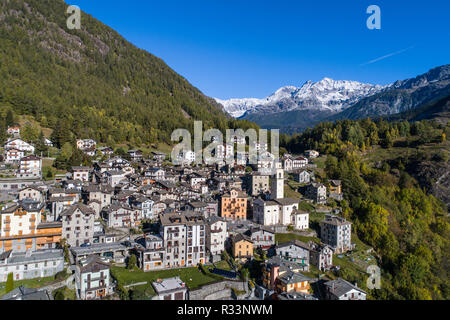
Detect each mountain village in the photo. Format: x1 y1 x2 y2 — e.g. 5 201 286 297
0 126 372 301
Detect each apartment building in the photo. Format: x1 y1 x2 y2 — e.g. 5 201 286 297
159 213 187 268
17 156 42 178
320 215 353 254
248 172 270 196
220 189 248 221
0 200 62 254
75 255 113 300
309 242 333 271
61 204 95 247
18 186 45 203
137 234 165 271
231 234 253 261
206 216 227 260
72 166 91 182
305 183 327 204
185 212 206 266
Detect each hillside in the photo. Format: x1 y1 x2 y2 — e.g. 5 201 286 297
281 117 449 299
0 0 256 147
384 95 450 124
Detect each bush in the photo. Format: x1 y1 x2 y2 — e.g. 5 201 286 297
54 290 65 300
54 269 67 281
5 273 14 293
127 254 137 270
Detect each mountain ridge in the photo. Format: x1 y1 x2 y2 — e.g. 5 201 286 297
216 65 450 133
216 78 388 118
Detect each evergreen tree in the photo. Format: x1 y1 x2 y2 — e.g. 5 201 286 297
34 131 48 155
5 110 14 127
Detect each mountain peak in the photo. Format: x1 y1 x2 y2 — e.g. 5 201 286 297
215 77 387 118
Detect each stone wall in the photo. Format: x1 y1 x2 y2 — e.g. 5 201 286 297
189 280 246 300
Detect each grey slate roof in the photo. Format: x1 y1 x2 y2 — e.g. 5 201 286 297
324 278 366 297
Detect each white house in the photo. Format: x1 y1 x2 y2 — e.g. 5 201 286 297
305 150 319 159
293 210 309 230
76 139 97 150
103 170 126 187
151 277 188 300
72 166 91 182
4 138 35 154
177 150 196 164
5 148 24 163
44 138 53 147
324 278 367 300
0 249 64 282
7 126 20 135
17 155 42 178
292 156 308 169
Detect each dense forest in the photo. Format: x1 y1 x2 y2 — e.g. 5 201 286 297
0 0 258 147
281 118 449 299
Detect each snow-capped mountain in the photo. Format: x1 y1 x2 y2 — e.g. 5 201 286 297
215 78 389 118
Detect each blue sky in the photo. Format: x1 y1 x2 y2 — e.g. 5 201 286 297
70 0 450 99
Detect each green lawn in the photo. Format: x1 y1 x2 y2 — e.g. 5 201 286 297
0 276 57 296
214 260 232 270
111 265 222 296
275 233 320 244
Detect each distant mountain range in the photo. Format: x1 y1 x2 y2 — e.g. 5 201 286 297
215 65 450 133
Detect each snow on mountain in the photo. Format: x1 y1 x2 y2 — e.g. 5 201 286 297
215 78 389 118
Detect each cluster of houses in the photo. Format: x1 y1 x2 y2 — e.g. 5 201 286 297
0 127 364 300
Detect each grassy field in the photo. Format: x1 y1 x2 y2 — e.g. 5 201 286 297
214 260 232 270
298 201 315 212
0 276 57 296
284 182 302 199
111 264 223 296
275 233 320 244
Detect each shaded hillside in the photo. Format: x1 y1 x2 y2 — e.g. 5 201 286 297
243 108 335 134
333 65 450 121
0 0 256 146
384 95 450 124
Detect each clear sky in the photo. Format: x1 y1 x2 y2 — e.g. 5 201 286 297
70 0 450 99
